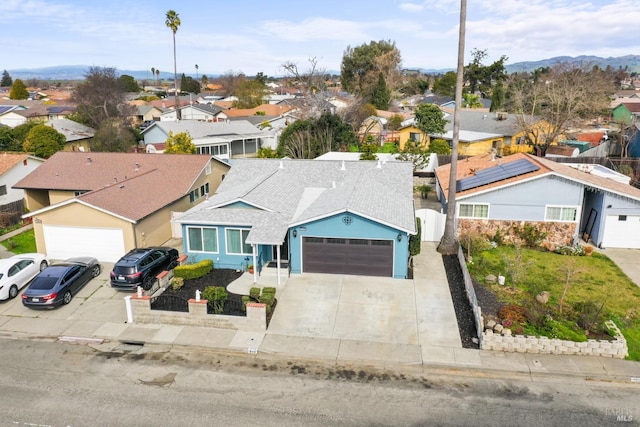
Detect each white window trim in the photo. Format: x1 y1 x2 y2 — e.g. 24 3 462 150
186 226 219 254
225 228 252 255
544 205 579 222
458 203 490 219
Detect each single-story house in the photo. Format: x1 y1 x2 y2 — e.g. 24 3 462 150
0 105 28 128
174 158 416 280
612 102 640 126
46 118 95 152
14 152 230 261
435 152 640 249
141 120 270 160
0 153 45 226
161 104 228 122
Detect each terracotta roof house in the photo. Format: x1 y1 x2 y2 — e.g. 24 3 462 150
0 153 45 226
223 104 294 118
141 120 271 160
46 118 95 152
435 152 640 249
174 158 416 280
14 152 231 261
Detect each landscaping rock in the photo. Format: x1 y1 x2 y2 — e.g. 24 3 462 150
485 274 497 284
494 324 504 333
486 320 496 330
536 291 550 304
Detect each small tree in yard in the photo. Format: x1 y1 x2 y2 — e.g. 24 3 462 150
397 141 430 172
164 131 196 154
558 258 585 315
502 244 535 289
9 79 29 100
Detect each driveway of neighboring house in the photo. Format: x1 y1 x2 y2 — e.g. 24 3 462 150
266 243 461 347
599 248 640 287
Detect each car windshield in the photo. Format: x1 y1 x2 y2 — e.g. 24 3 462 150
114 266 136 275
29 277 58 290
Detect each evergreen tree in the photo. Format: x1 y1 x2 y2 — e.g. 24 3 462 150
9 79 29 100
1 70 12 87
372 72 390 110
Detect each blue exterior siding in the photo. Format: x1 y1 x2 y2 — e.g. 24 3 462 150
289 212 410 278
181 224 269 271
141 127 167 145
460 176 583 221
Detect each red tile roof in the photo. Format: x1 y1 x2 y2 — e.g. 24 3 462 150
15 152 221 221
622 102 640 113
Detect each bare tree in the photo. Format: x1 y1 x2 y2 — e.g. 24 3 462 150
507 63 615 154
281 57 327 95
438 0 466 255
558 258 585 314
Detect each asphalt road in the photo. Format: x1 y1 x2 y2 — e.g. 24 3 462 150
0 339 637 427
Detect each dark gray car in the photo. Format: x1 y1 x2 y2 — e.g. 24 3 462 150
110 247 179 291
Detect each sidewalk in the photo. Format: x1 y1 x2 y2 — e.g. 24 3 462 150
0 235 638 385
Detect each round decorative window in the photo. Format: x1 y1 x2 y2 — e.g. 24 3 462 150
342 214 353 226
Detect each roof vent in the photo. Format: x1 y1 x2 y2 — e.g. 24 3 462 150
86 156 92 164
279 160 284 169
332 181 336 189
376 160 382 169
340 161 346 171
134 162 140 171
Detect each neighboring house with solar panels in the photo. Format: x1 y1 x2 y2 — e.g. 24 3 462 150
435 152 640 249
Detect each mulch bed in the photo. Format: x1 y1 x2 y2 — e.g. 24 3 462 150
162 269 276 323
442 254 480 349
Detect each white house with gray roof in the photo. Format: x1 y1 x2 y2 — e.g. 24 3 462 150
141 120 270 159
174 158 416 280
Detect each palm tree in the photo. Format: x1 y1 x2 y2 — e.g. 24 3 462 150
151 67 155 85
155 69 160 84
165 10 181 120
195 64 199 82
437 0 466 255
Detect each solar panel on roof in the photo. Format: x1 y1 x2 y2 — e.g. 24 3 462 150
456 158 540 192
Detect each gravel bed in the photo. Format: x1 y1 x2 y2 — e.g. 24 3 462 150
442 254 480 349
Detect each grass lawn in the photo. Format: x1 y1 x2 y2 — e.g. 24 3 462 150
468 246 640 360
1 229 37 254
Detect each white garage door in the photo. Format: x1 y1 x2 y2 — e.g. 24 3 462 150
602 215 640 249
43 225 126 262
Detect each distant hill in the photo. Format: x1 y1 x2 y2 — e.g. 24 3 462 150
6 55 640 81
505 55 640 73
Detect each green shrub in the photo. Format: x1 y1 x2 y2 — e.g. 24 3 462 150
511 223 547 248
574 301 605 332
261 287 276 296
173 259 213 280
459 230 493 257
409 218 421 256
554 245 586 256
202 286 227 314
242 295 251 312
170 277 184 291
250 287 261 300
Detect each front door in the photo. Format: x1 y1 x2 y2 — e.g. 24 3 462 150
273 234 289 261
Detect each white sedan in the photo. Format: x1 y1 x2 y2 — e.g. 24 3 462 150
0 254 49 300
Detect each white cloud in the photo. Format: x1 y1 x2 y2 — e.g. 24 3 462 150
260 17 369 42
399 2 424 12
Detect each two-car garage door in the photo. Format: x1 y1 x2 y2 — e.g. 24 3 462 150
43 225 126 262
302 237 394 277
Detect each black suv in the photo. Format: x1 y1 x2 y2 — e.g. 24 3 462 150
110 247 179 290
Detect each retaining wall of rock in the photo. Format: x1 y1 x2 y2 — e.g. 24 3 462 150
480 320 628 359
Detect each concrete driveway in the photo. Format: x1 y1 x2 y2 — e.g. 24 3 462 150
599 248 640 287
266 243 461 348
0 262 128 337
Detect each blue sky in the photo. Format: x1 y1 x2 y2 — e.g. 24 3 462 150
3 0 639 77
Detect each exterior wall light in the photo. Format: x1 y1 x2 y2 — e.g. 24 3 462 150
293 229 298 238
397 233 402 242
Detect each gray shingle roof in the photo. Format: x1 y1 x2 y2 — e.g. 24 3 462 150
176 159 416 244
47 118 95 142
147 120 267 139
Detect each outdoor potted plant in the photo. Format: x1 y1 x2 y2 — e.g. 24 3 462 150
248 264 254 274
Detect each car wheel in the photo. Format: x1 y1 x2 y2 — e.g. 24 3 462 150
91 264 101 277
8 285 18 299
39 260 48 271
142 276 154 291
63 291 72 305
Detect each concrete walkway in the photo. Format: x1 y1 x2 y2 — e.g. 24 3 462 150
0 239 638 384
598 248 640 287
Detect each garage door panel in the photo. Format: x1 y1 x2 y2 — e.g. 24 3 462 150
43 225 126 262
302 237 393 277
603 215 640 249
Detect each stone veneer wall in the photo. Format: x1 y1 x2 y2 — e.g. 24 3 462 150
458 219 577 248
481 320 628 359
